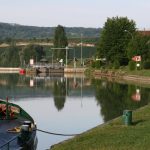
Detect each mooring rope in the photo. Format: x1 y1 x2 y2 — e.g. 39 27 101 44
37 129 80 136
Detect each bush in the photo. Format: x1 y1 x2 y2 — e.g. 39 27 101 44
91 61 101 68
128 61 136 70
143 61 150 69
95 61 101 68
113 60 120 69
91 61 95 68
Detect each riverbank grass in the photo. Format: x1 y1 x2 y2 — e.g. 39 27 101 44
51 104 150 150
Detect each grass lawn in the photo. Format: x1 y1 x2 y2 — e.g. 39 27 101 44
51 104 150 150
124 69 150 77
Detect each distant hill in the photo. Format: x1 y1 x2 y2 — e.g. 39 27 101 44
0 22 102 39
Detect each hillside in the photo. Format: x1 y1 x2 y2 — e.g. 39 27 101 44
0 22 101 39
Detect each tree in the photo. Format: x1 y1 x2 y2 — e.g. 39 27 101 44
97 16 136 67
127 33 150 64
0 44 20 67
23 44 45 65
53 25 68 61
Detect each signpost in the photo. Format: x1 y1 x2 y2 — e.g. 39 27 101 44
132 56 141 62
30 59 34 66
132 55 141 70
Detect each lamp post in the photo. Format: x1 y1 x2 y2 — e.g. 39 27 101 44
125 30 133 40
73 48 77 72
125 30 140 69
49 49 54 67
124 30 136 54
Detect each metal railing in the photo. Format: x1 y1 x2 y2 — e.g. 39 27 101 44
31 63 64 69
0 135 20 150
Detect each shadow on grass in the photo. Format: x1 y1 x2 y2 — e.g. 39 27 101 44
132 119 146 126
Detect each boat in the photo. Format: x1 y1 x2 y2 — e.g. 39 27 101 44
0 98 37 150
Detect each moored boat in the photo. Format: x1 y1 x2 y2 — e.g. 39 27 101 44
0 98 37 150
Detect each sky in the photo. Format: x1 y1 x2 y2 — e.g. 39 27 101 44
0 0 150 29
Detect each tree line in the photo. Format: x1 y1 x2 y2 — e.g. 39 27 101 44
0 22 101 40
1 18 150 69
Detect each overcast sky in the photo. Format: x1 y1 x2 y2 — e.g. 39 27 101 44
0 0 149 29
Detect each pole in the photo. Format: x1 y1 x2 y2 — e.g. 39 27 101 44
66 46 68 67
74 48 76 72
125 30 137 69
81 34 83 66
52 50 53 68
6 96 9 119
51 47 72 68
125 30 133 40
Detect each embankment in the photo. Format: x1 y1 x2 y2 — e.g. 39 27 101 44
0 67 20 73
51 104 150 150
64 67 87 73
94 69 150 84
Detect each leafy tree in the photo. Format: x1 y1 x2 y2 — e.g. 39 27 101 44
0 44 20 67
53 25 68 61
127 33 150 63
113 60 120 69
23 45 45 65
128 61 136 70
143 60 150 69
97 16 136 67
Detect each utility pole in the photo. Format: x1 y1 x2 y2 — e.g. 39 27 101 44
66 46 68 67
51 47 73 68
81 33 83 66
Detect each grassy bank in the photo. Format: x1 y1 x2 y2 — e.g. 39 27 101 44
51 104 150 150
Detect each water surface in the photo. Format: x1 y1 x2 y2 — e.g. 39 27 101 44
0 73 150 149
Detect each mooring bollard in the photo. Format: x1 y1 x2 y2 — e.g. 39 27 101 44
19 124 30 142
123 110 132 125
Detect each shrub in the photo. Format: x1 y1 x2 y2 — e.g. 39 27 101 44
113 60 120 69
128 61 136 70
143 60 150 69
91 61 95 68
95 61 101 68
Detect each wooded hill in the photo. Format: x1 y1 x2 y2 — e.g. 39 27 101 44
0 22 101 39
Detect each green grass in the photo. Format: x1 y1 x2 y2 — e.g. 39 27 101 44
125 69 150 77
105 66 150 77
51 104 150 150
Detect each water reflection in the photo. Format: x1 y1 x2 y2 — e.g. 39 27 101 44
131 88 141 102
1 73 150 149
0 73 94 110
53 80 66 111
93 79 150 122
0 74 150 117
0 74 150 118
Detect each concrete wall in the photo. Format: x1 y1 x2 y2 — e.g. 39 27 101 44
0 68 20 73
64 67 86 73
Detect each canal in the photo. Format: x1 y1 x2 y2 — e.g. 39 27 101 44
0 73 150 150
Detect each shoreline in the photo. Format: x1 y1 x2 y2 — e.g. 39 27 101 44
94 69 150 84
50 69 150 150
51 103 150 150
0 67 20 73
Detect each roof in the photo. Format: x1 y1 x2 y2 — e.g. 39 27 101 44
138 30 150 36
40 58 48 62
